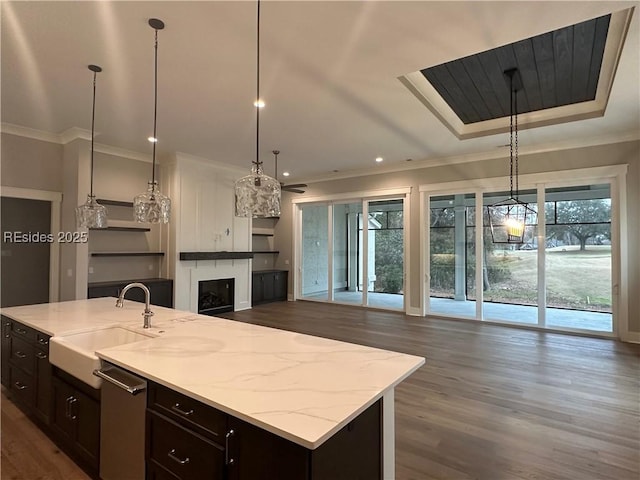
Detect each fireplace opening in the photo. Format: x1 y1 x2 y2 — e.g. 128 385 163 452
198 278 234 316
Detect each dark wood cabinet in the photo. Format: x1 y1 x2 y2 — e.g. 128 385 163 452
226 416 310 480
88 278 174 308
146 383 230 480
34 340 52 423
2 317 52 423
227 401 381 480
9 364 34 407
1 316 11 386
50 371 101 473
147 411 226 480
251 270 288 305
146 460 182 480
146 381 381 480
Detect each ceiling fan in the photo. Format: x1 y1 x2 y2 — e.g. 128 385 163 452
272 150 307 194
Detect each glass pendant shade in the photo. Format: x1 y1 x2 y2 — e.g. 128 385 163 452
235 163 281 218
487 197 537 244
76 64 107 229
135 18 170 224
76 195 108 229
134 181 171 224
234 0 282 218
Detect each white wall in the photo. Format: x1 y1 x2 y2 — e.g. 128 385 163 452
166 153 251 312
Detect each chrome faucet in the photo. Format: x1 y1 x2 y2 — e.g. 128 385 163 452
115 282 154 329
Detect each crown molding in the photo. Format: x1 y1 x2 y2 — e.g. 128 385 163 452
94 144 151 163
297 130 639 186
1 122 151 163
173 151 247 175
1 123 62 143
59 127 91 143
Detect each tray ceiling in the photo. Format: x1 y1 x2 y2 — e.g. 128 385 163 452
1 2 638 181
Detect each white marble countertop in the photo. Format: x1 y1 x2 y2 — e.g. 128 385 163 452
1 298 424 449
0 297 192 336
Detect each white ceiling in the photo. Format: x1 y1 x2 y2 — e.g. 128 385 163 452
2 1 638 184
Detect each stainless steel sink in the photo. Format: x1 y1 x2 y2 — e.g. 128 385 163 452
49 326 153 388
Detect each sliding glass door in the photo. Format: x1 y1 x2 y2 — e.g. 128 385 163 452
544 184 612 332
482 189 538 324
429 193 477 317
300 204 329 301
425 179 615 334
332 202 362 305
296 195 406 311
366 200 404 310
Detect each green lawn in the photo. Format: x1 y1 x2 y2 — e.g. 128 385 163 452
484 246 612 312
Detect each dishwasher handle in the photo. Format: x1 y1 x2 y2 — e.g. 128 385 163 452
94 365 147 396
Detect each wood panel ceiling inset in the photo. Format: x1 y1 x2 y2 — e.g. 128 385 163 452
421 14 611 125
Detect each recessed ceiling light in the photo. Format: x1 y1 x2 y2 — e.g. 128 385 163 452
282 171 290 177
375 157 383 163
148 136 158 143
254 99 265 108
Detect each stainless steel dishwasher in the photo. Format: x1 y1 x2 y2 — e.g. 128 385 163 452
94 363 147 480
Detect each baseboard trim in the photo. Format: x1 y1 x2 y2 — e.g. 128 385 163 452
620 330 640 343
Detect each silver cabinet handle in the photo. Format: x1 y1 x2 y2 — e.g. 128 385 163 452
36 351 47 359
15 328 27 335
167 449 190 465
171 403 194 417
65 395 75 419
14 351 27 359
38 337 48 345
68 397 78 420
14 381 27 390
225 429 235 465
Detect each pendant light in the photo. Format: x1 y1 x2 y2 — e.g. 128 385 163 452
134 18 171 223
487 68 537 244
234 0 281 218
76 65 108 229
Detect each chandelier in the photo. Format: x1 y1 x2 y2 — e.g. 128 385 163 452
487 68 537 244
134 18 171 224
234 0 281 218
76 65 107 229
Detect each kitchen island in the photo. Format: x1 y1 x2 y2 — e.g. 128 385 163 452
1 298 424 479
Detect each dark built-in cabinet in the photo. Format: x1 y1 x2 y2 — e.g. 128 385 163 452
50 370 101 472
146 381 381 480
88 278 174 308
1 315 100 476
1 315 52 424
251 270 288 306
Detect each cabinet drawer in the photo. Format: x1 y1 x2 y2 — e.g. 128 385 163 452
147 410 225 480
36 332 50 349
10 336 34 374
9 366 34 407
147 460 181 480
148 383 228 442
11 321 37 343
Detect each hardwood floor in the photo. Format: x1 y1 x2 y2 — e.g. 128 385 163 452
221 301 640 480
2 300 638 479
